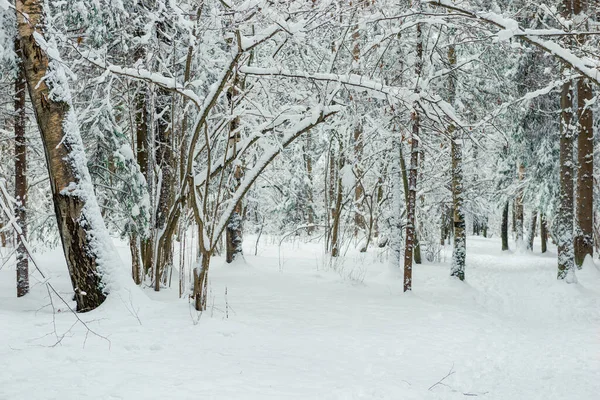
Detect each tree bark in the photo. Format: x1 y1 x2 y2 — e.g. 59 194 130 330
14 37 28 298
501 201 509 251
540 213 548 254
16 0 109 311
403 22 424 292
304 134 315 234
450 130 465 280
154 87 175 291
446 43 465 280
526 211 538 251
515 164 525 246
135 83 153 279
575 76 593 267
225 74 244 263
331 141 344 257
557 76 576 281
226 165 243 263
403 123 418 292
130 232 142 285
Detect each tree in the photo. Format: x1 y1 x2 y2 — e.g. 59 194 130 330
448 42 465 281
14 37 27 297
574 0 594 268
16 0 120 311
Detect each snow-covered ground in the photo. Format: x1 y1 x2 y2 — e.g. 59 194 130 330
1 236 599 399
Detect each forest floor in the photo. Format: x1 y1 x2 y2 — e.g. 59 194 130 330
1 235 599 399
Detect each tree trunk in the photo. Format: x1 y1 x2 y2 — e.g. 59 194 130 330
331 141 344 257
501 201 509 251
304 134 315 234
540 213 548 254
225 74 244 262
130 232 142 285
14 37 28 298
135 84 153 279
526 211 538 251
193 251 210 311
447 43 465 280
403 22 423 292
575 76 593 267
16 0 110 311
450 130 465 280
557 76 576 281
403 124 418 292
515 164 525 246
226 167 243 263
154 88 174 291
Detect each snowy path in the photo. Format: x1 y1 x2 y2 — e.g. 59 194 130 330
1 236 599 399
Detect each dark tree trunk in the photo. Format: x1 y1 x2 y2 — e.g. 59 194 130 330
557 76 575 281
527 211 538 251
403 21 423 292
501 201 509 251
331 141 344 257
540 213 548 254
17 0 107 311
575 76 593 267
403 124 418 292
14 37 28 298
154 88 174 291
135 84 153 279
515 164 525 245
573 0 593 267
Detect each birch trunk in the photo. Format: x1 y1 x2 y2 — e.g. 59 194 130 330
16 0 113 311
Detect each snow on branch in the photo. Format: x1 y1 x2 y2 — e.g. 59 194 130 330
212 106 340 245
427 0 600 85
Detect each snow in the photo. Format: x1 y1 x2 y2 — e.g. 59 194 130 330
1 236 599 399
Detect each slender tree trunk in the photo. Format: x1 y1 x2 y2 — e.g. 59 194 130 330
226 165 243 263
557 75 576 281
130 232 142 285
440 205 448 246
511 199 516 238
482 217 488 238
403 22 423 292
575 76 593 267
450 133 465 280
526 211 538 251
501 201 509 251
225 73 244 263
446 43 465 280
304 135 315 234
136 87 153 279
154 88 175 291
351 19 365 239
404 125 418 292
14 37 28 298
331 142 344 257
193 250 211 311
515 164 525 246
540 213 548 254
17 0 110 311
